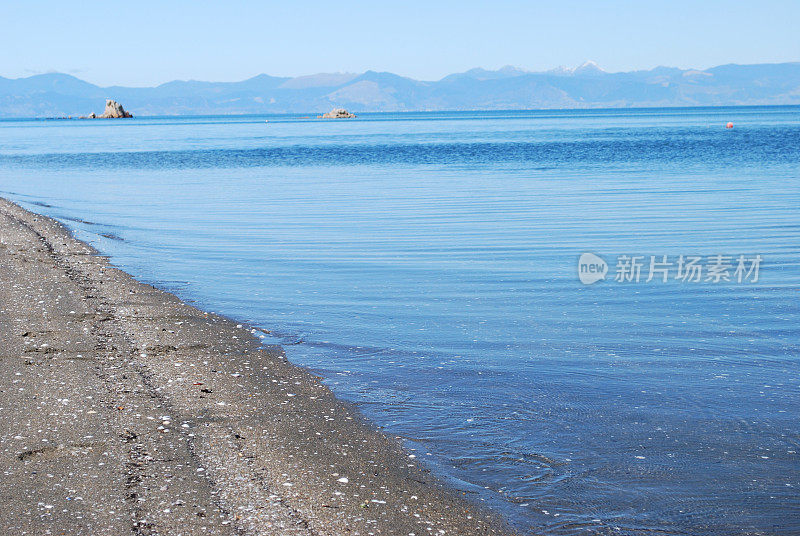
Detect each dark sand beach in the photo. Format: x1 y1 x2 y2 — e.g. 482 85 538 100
0 197 510 535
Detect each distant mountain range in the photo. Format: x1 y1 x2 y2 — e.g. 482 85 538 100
1 61 799 117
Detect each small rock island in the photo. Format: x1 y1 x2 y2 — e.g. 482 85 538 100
83 99 133 119
319 108 356 119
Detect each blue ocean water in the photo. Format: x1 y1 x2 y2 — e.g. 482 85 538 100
1 107 798 535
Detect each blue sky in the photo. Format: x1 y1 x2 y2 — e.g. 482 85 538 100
2 1 798 86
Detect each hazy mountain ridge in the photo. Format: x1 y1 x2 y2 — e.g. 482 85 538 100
1 62 798 117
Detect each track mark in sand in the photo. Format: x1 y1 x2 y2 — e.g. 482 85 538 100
66 311 115 322
144 343 179 355
23 346 61 354
196 427 317 536
18 442 103 462
0 353 96 363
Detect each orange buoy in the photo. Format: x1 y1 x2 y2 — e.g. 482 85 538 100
726 122 734 129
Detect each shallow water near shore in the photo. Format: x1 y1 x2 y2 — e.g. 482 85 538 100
1 107 799 535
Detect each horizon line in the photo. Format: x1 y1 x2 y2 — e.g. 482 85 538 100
7 103 799 122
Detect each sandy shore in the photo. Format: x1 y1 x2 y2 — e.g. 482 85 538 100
0 198 511 535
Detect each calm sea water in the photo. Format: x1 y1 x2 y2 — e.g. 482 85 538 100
1 108 799 535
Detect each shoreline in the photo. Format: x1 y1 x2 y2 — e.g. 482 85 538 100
0 197 511 535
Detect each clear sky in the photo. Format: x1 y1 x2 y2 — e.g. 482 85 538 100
2 1 798 86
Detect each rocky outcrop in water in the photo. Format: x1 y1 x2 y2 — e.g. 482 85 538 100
100 99 132 118
319 107 356 119
81 100 132 119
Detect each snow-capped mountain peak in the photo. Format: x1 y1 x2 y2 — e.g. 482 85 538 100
546 61 605 76
572 60 605 74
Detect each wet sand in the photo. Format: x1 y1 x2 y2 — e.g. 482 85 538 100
0 197 511 535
